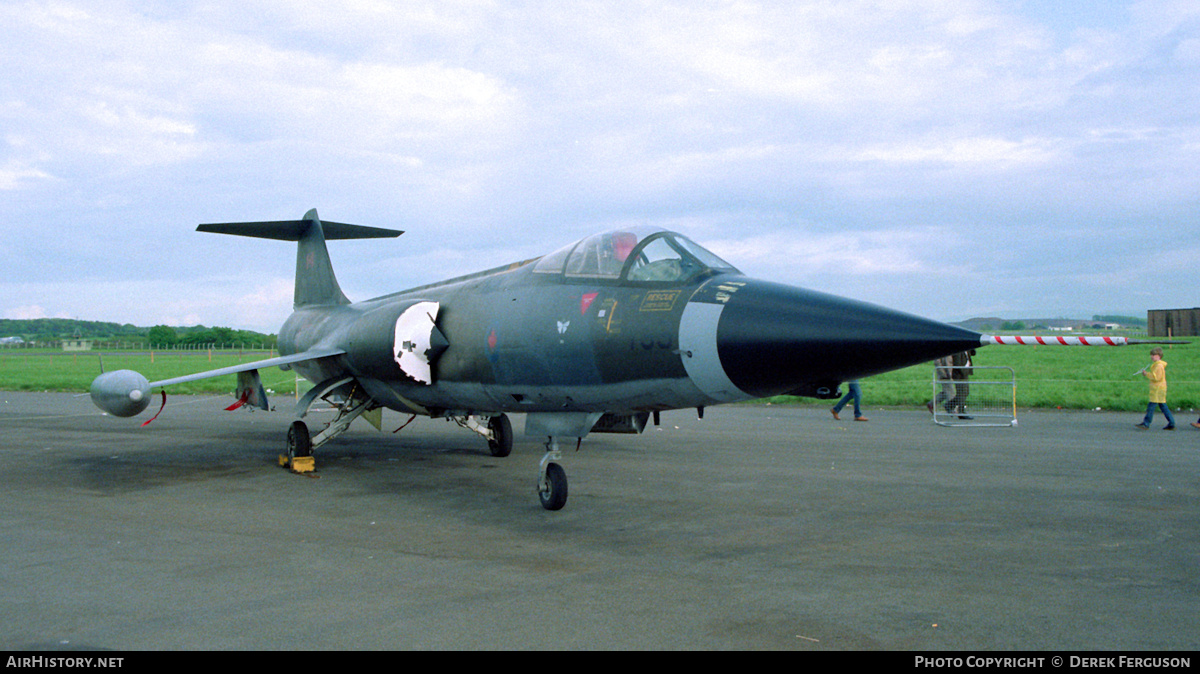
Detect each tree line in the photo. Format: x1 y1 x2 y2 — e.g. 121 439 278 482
1 318 276 348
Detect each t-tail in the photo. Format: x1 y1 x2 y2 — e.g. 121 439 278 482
90 209 401 419
197 208 403 308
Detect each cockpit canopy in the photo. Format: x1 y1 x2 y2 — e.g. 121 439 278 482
532 228 738 283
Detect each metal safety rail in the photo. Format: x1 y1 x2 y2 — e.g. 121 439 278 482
931 365 1017 427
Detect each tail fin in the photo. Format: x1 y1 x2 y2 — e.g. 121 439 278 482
197 208 403 308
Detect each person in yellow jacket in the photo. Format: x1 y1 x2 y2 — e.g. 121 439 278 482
1134 347 1176 430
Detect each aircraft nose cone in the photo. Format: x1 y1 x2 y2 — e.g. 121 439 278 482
704 278 982 399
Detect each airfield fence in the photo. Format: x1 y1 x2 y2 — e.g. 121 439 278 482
0 341 276 351
0 348 289 396
931 366 1017 427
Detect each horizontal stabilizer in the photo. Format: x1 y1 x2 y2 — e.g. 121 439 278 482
198 208 401 308
197 220 402 240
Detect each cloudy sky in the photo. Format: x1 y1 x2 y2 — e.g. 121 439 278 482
2 0 1197 334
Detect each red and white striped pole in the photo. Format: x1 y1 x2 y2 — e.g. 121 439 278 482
983 335 1128 346
982 335 1186 346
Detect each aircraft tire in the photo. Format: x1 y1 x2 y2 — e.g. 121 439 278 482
487 414 513 458
287 420 312 464
538 462 568 511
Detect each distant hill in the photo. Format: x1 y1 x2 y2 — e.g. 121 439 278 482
0 318 276 347
0 318 143 340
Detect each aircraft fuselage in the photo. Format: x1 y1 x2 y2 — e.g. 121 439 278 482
278 256 982 422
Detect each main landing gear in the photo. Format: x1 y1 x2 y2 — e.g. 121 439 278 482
454 413 513 458
284 420 314 473
280 391 374 474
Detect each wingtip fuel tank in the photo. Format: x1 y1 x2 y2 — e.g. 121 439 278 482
90 370 151 417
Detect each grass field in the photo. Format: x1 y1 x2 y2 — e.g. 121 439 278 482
771 339 1199 413
2 340 1197 413
0 350 305 397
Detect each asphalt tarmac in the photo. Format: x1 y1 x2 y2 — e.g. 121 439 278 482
1 391 1197 651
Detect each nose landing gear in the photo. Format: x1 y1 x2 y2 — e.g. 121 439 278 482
537 437 576 511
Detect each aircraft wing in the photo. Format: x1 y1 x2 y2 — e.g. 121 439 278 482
145 346 346 388
90 346 347 418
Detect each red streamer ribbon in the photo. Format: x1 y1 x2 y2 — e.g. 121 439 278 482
224 390 250 411
140 390 166 427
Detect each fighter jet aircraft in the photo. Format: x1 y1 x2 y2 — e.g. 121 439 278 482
91 209 983 510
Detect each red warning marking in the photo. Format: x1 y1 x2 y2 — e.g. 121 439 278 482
580 292 598 315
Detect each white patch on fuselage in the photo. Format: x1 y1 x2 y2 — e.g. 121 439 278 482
677 302 751 404
393 301 440 385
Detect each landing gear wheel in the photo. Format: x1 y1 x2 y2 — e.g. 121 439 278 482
286 420 312 466
487 414 513 458
538 462 568 511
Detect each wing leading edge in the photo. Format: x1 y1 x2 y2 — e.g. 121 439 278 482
145 346 346 388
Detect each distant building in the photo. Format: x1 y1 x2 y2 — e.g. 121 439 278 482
1148 308 1200 338
0 336 24 345
62 339 93 351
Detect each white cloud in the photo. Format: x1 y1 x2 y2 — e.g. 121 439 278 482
852 136 1062 167
0 161 52 190
706 226 957 278
4 305 69 320
0 274 294 333
1 0 1198 326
